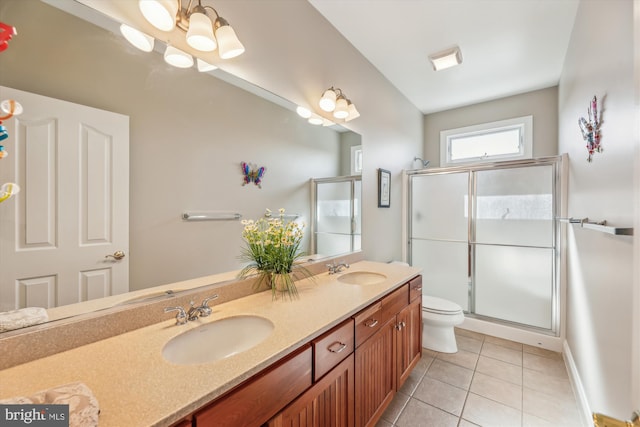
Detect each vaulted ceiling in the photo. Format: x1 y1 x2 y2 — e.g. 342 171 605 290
308 0 580 114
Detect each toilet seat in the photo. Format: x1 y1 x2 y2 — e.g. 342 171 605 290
422 296 463 315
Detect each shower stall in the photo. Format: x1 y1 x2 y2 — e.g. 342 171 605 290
406 156 565 336
311 176 362 258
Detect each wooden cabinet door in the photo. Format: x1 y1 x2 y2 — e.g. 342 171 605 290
396 297 423 389
194 346 312 427
268 354 354 427
354 318 396 427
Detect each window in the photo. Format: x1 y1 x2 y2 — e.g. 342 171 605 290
350 145 363 175
440 116 532 166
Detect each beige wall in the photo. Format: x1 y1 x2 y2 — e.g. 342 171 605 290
0 1 345 290
76 0 425 267
559 0 635 419
424 86 559 167
212 0 424 265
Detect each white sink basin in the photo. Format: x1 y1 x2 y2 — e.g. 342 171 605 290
162 316 274 365
337 271 387 285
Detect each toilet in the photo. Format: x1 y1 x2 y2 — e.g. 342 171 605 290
422 296 465 353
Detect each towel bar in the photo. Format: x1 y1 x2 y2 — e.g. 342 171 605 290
182 212 242 221
557 217 634 236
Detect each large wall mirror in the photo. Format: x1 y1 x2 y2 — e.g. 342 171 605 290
0 0 362 330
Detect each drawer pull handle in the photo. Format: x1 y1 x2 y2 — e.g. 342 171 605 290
328 342 347 353
364 319 378 328
413 286 422 291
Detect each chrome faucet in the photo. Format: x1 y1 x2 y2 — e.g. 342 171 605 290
327 261 350 274
187 295 219 321
164 306 188 325
165 294 219 325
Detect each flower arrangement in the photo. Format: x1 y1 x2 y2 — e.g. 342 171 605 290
238 208 312 299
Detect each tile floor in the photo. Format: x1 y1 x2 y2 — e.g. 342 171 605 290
377 328 583 427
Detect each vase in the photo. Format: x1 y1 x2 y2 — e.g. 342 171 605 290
269 272 298 300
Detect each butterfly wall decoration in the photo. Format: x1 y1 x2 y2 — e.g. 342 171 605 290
241 162 266 188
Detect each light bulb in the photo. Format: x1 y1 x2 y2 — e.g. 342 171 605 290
164 45 194 68
196 58 218 72
186 12 217 52
333 97 349 119
296 106 312 118
120 24 155 52
215 21 245 59
319 89 336 112
345 102 360 121
138 0 178 32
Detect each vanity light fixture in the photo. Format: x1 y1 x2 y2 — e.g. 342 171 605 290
428 45 463 71
295 106 312 119
297 106 338 126
196 58 218 72
119 24 155 52
138 0 245 59
318 87 360 121
164 45 194 68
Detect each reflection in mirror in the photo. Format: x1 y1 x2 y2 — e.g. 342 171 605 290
0 0 362 330
312 176 362 258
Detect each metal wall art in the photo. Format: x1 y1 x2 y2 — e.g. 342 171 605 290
578 95 603 162
241 161 266 188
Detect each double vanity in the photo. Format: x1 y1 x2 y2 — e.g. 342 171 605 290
0 261 422 426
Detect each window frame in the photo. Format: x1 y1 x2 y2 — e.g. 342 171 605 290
440 115 533 166
350 145 363 175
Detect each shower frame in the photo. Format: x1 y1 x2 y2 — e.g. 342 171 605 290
405 155 566 336
310 175 362 257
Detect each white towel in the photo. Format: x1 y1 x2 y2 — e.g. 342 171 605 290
0 382 99 427
0 307 49 332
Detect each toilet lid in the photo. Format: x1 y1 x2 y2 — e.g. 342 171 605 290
422 296 463 314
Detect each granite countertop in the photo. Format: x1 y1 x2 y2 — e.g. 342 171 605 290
0 261 421 427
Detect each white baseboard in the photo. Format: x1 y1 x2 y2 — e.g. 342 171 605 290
460 317 563 352
563 340 592 427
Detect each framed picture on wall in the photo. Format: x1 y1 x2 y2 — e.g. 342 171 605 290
378 168 391 208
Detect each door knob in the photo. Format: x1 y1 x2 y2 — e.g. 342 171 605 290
105 250 125 260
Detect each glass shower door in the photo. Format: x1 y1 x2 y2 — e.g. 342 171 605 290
472 165 556 329
410 172 470 311
313 177 361 257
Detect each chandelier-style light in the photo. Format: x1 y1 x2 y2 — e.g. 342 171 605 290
318 87 359 122
123 0 245 70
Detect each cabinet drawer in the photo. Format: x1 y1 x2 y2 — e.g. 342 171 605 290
194 345 312 427
353 302 383 347
313 319 354 381
409 276 423 302
381 283 409 322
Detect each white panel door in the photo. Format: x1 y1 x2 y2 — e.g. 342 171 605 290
0 86 129 311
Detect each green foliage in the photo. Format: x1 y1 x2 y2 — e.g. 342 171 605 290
238 209 312 299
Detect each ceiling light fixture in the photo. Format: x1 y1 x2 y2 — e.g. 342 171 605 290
428 46 463 71
130 0 245 68
318 87 360 121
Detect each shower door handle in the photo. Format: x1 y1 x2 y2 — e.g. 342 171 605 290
467 244 471 278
